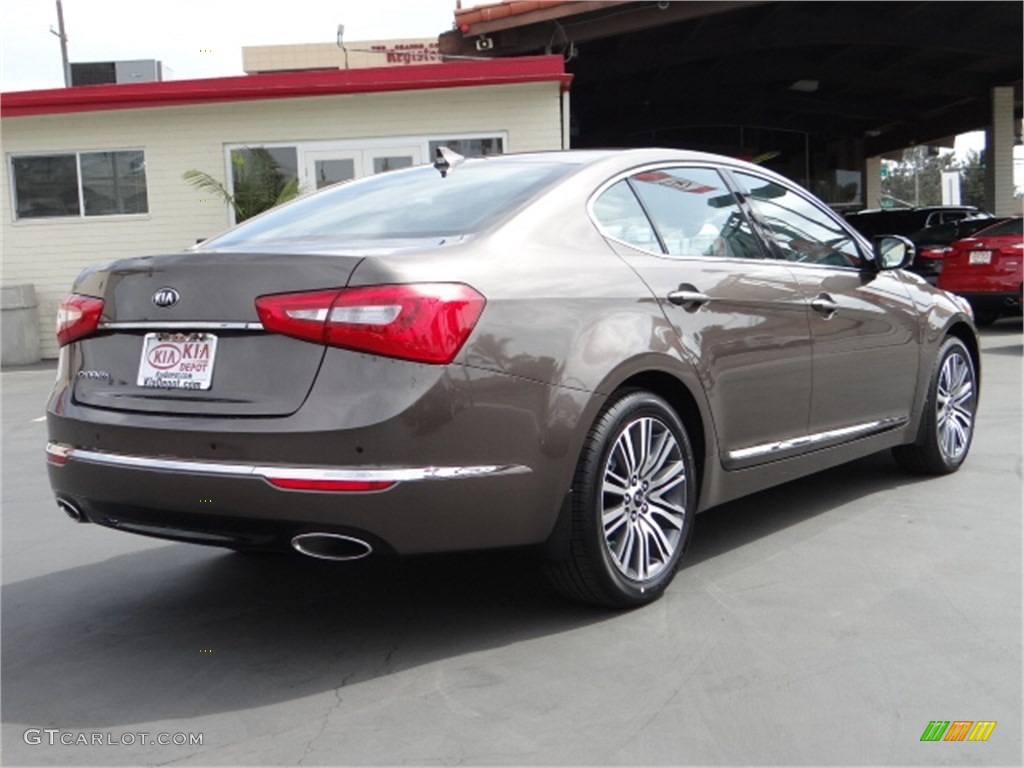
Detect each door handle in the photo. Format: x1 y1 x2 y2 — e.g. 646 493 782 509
667 287 711 309
810 294 839 316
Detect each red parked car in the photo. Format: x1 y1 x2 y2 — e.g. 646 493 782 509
937 217 1023 325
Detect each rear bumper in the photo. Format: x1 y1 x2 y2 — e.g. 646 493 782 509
45 356 596 555
46 441 542 554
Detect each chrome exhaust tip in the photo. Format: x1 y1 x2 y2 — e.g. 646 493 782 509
290 532 373 561
57 498 85 523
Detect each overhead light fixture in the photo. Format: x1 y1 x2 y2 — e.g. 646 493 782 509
789 79 819 93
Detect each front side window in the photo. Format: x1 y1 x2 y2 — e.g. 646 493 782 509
735 171 864 268
629 167 765 259
11 150 148 220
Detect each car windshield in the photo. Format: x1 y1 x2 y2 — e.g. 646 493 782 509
975 217 1023 237
201 159 577 249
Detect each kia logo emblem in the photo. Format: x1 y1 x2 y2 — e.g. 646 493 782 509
152 288 180 308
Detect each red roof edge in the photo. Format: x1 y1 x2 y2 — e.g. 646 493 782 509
1 55 571 118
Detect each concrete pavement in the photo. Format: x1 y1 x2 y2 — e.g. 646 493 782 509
2 319 1021 766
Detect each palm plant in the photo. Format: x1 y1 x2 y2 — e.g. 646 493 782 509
184 147 300 222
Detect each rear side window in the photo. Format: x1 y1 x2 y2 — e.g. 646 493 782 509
202 160 575 248
591 180 661 251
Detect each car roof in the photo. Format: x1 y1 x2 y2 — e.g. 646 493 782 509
468 148 801 187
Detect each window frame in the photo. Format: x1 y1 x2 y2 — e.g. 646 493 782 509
8 148 149 223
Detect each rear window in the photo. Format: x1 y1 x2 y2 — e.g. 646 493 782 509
975 217 1023 237
201 160 575 248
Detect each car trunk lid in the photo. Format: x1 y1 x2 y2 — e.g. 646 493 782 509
70 251 364 417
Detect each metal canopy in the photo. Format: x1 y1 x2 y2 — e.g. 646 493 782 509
441 1 1023 156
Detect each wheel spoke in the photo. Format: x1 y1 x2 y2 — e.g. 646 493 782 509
649 460 686 495
634 524 650 580
643 428 673 478
602 472 629 498
602 504 629 536
640 517 672 565
616 428 638 478
648 499 685 529
614 523 636 571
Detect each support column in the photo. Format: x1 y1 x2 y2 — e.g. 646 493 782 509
985 86 1019 216
864 155 882 209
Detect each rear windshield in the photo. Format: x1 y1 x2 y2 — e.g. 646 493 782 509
201 160 576 249
975 217 1023 237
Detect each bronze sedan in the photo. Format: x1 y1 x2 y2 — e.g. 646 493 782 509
46 149 979 607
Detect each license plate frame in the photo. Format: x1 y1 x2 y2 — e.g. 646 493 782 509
137 332 218 390
968 250 992 265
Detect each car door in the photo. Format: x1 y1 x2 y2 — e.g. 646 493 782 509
730 170 920 438
590 165 812 468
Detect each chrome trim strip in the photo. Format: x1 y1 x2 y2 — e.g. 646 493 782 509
45 442 530 483
727 417 909 464
98 321 265 331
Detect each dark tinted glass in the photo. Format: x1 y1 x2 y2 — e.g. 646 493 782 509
205 160 574 247
81 151 148 216
12 155 80 218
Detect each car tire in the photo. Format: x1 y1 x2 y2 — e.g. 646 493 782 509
546 390 697 608
893 337 977 474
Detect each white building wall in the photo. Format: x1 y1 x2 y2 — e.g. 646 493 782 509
1 81 563 358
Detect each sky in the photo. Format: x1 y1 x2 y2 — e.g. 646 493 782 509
1 0 464 91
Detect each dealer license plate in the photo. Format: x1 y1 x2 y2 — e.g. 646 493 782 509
137 333 218 390
968 250 992 265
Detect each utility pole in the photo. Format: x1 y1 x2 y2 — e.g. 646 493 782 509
50 0 71 87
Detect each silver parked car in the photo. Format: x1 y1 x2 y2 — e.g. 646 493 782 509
47 149 979 607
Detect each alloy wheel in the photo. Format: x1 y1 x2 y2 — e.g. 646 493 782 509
935 350 974 462
601 416 687 581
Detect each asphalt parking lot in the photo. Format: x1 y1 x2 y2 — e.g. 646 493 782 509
2 319 1021 766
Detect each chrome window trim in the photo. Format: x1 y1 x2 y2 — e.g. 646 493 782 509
46 442 530 483
725 417 908 467
98 321 265 331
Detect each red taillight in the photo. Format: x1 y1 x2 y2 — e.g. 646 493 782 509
265 476 394 493
56 294 104 346
920 246 954 260
46 442 71 466
255 283 486 365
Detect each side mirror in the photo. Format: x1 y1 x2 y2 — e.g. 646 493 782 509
872 235 915 271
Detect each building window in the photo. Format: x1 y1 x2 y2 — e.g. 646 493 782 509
11 150 148 220
428 136 504 159
229 146 299 222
